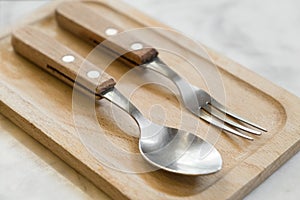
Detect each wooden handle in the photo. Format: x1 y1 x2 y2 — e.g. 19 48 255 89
55 2 158 65
11 27 116 96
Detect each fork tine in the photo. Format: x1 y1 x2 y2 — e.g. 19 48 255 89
210 99 267 132
202 105 262 135
198 111 254 140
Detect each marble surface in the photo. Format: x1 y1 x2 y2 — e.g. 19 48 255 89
0 0 299 199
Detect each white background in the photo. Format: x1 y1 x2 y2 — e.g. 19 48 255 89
0 0 299 199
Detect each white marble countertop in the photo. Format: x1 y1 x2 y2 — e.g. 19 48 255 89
0 0 299 199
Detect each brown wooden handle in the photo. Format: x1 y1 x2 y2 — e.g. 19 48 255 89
55 2 158 65
11 27 116 96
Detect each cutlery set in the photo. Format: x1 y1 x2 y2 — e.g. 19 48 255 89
11 2 266 175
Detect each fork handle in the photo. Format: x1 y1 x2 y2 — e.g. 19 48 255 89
12 27 116 96
55 2 158 65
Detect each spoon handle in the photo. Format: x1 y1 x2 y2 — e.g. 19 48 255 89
12 26 116 97
12 26 146 125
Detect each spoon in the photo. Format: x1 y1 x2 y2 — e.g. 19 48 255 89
12 27 222 175
103 88 222 175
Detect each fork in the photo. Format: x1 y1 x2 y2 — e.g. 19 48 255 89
144 58 267 140
56 2 267 140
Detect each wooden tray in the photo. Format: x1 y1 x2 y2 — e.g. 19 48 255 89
1 0 299 199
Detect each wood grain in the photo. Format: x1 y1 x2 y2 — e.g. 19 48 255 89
56 2 158 65
0 0 299 200
12 26 116 96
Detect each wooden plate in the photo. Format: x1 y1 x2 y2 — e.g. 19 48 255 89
0 0 299 199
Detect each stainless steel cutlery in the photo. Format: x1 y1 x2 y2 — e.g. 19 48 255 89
12 27 222 175
10 2 267 175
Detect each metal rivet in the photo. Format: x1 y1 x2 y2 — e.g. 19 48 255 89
105 28 118 36
87 70 100 79
62 55 75 63
131 43 143 50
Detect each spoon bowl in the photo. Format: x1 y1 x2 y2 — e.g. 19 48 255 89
103 88 222 175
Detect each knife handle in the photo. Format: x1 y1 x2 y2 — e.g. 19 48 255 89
55 2 158 65
11 27 116 97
